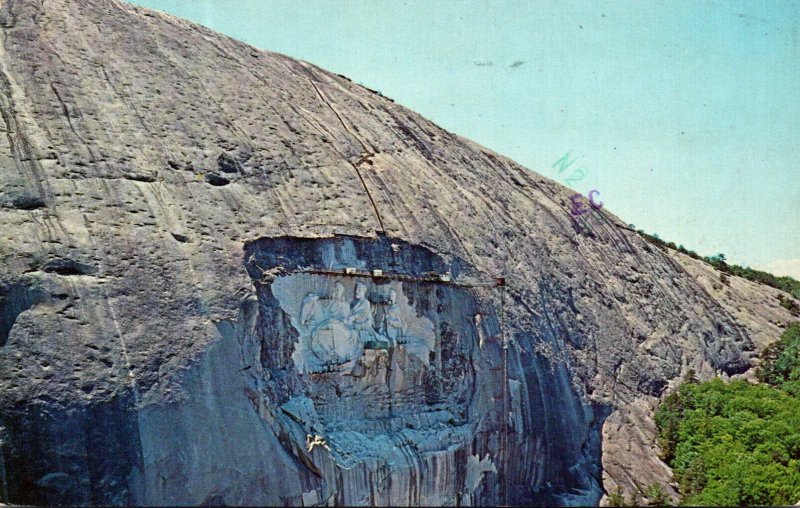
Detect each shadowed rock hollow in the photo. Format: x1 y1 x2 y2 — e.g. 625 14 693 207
0 0 794 505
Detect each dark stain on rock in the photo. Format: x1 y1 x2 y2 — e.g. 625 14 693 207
122 173 156 183
205 174 230 186
216 152 240 174
0 392 141 505
10 193 46 210
40 258 96 276
0 283 46 347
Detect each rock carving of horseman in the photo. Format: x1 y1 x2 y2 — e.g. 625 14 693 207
301 281 361 364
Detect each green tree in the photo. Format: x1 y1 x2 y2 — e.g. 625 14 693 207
626 489 641 507
778 295 800 316
608 486 627 507
654 391 683 462
654 332 800 506
643 483 671 506
757 323 800 386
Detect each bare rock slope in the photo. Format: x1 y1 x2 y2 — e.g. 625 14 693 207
0 0 794 505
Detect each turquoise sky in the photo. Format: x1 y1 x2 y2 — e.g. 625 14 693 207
132 0 800 275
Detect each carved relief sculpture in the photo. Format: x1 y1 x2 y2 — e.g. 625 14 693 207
300 281 361 366
350 282 388 350
294 280 430 372
381 288 404 344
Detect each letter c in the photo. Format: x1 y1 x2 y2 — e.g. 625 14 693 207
588 190 603 210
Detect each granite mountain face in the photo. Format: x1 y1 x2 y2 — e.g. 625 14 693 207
0 0 794 505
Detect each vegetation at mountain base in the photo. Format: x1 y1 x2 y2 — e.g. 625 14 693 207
608 483 672 506
608 483 671 507
756 321 800 389
654 323 800 506
629 226 800 304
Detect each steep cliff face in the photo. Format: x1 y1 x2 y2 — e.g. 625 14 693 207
0 0 794 505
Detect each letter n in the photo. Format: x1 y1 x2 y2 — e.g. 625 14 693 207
552 151 577 174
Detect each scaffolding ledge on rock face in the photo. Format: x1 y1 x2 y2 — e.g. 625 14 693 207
287 267 505 288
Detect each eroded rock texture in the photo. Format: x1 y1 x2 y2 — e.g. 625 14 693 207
0 0 796 505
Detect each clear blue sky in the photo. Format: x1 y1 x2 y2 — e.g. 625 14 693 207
131 0 800 276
